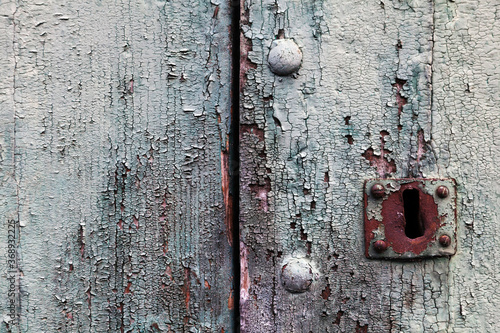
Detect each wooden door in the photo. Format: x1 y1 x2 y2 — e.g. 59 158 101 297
0 1 234 332
240 0 500 332
1 0 499 332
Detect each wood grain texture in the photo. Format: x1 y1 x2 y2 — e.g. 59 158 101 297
0 1 234 332
239 0 500 332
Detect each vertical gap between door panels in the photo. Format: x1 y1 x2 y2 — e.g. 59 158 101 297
230 0 241 331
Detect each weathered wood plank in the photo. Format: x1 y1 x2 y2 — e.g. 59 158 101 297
240 0 500 331
0 4 19 333
0 1 234 332
433 0 500 331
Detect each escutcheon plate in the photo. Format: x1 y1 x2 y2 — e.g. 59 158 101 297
364 179 457 260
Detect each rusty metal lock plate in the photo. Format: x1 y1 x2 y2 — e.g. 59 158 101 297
364 179 457 259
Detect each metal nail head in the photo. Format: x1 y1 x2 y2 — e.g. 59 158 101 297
371 184 385 199
268 39 302 76
373 240 388 253
436 186 449 198
439 234 451 247
281 258 313 293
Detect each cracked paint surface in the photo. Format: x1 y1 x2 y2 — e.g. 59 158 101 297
240 0 500 332
0 0 233 332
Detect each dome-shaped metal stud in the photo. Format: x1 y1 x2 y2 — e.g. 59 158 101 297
268 39 302 76
281 258 313 293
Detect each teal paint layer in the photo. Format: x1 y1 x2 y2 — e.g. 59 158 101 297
0 0 234 332
240 0 500 331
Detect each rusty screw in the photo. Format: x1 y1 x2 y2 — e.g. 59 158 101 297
436 185 449 198
373 240 388 253
439 234 451 247
371 184 385 199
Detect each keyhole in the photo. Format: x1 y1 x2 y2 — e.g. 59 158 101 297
403 189 425 239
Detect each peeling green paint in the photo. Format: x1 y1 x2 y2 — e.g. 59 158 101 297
240 0 500 331
0 0 233 332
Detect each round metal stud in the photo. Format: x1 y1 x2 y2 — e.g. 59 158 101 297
373 240 388 253
439 234 451 247
370 184 385 199
281 258 313 293
268 39 302 76
436 185 449 198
